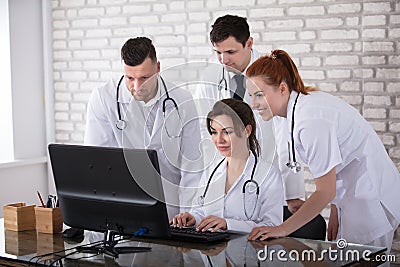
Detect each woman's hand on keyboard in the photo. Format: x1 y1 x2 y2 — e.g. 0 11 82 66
170 212 196 228
197 215 227 232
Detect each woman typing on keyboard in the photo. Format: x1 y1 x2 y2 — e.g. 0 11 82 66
171 99 284 233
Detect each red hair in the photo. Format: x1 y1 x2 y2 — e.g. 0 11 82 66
246 49 317 95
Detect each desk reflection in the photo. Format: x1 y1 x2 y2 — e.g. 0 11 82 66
112 235 318 267
5 230 37 256
181 235 307 267
109 235 384 267
1 225 386 267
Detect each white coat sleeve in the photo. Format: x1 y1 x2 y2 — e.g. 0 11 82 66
225 166 284 233
84 88 118 147
273 117 306 200
178 93 204 212
190 206 205 227
297 118 342 178
187 171 209 225
193 82 216 144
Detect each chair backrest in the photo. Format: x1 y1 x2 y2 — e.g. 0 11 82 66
283 206 326 240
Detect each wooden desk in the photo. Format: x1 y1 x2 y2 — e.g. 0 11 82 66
0 219 386 266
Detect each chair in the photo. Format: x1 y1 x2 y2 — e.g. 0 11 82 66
283 206 326 240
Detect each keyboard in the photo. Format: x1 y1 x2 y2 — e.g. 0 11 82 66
169 227 230 242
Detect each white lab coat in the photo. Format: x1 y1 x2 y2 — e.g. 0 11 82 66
273 116 307 200
84 76 129 147
193 49 305 201
286 90 400 244
84 75 203 219
190 153 284 233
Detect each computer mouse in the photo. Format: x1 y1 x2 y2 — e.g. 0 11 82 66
62 227 84 239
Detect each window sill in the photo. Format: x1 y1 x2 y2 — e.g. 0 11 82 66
0 156 47 169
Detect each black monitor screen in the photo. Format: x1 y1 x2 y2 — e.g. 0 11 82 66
48 144 170 238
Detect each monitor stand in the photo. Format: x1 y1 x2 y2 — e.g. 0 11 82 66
76 230 151 258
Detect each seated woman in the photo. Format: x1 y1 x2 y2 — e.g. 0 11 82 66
171 99 284 233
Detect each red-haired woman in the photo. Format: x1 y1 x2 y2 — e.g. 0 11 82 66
246 49 400 256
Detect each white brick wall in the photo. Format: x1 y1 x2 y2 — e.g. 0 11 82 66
51 0 400 215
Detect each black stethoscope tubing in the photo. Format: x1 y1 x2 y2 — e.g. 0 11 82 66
199 155 259 203
116 75 125 129
115 75 179 130
291 92 300 163
218 48 254 93
287 92 302 173
218 67 228 92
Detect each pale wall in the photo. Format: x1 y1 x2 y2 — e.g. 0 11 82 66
51 0 400 172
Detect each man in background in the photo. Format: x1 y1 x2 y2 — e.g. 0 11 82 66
194 14 306 213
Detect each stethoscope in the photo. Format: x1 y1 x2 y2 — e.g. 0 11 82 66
286 92 302 173
217 66 228 92
115 75 182 138
197 155 259 220
218 49 254 93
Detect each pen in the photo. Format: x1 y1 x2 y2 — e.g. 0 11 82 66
37 191 46 208
47 195 57 208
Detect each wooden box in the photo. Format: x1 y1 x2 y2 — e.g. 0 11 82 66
3 203 36 231
34 207 63 234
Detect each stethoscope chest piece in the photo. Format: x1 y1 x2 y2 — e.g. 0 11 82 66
286 161 301 173
116 119 127 130
242 179 259 194
197 195 205 206
115 74 181 137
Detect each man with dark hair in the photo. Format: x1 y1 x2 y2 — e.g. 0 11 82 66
195 14 259 103
210 15 250 46
209 14 254 95
84 37 202 218
121 36 157 65
194 15 306 214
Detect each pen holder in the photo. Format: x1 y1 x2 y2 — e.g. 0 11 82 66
34 207 63 234
3 202 36 231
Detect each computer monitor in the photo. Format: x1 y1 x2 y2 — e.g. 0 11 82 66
48 144 171 240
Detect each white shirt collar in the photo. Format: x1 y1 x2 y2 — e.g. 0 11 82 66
225 153 257 196
242 152 256 179
227 49 259 80
244 49 260 74
120 76 133 104
215 152 256 179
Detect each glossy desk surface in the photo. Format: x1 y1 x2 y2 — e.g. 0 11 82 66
0 219 386 266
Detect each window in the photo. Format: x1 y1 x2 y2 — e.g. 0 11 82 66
0 0 14 162
0 0 48 163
